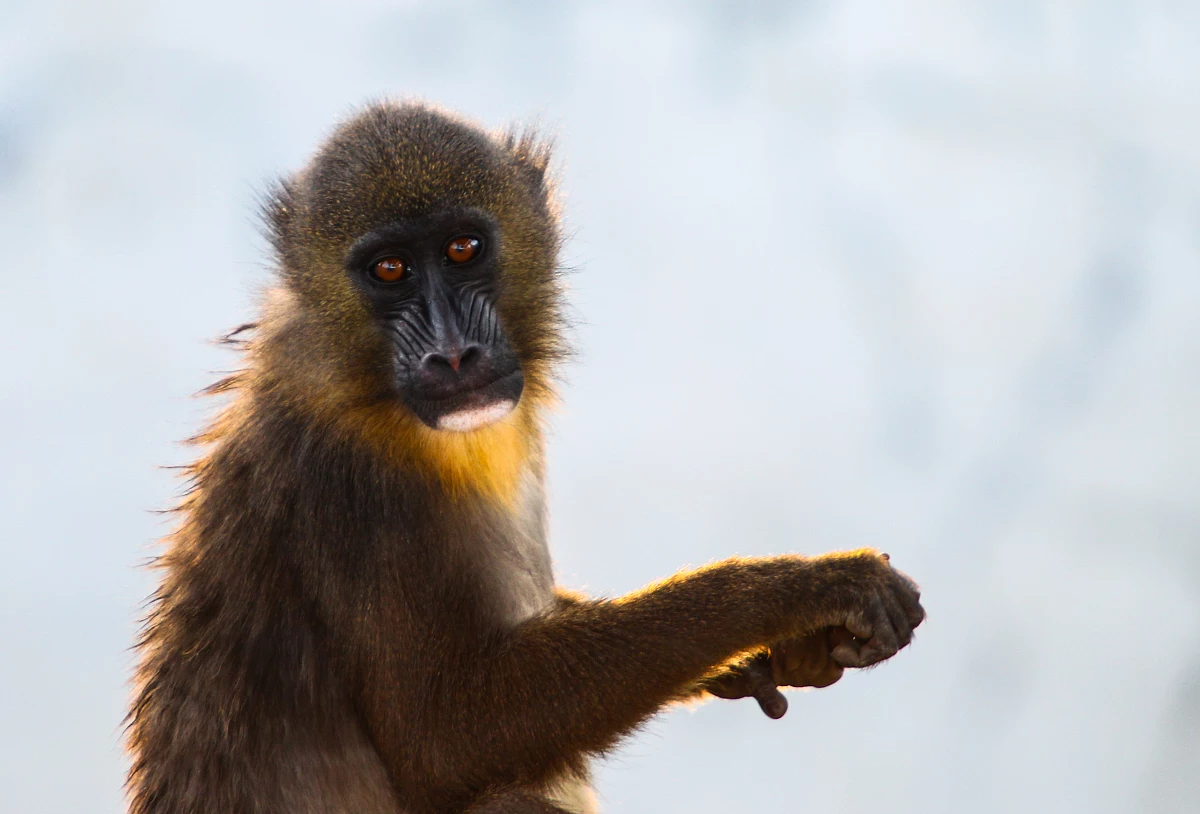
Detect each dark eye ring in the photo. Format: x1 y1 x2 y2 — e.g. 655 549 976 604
369 257 407 284
445 235 482 265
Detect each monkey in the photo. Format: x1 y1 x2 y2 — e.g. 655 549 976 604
125 101 925 814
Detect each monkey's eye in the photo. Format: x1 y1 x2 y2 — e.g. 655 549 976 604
445 236 482 265
370 257 407 284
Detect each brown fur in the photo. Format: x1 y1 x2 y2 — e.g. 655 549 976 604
126 101 924 814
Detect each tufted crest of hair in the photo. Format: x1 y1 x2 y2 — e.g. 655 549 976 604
221 101 568 498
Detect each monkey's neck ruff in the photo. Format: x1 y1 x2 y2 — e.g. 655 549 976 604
412 399 538 503
435 398 517 433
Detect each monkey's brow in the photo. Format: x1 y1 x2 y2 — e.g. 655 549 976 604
343 207 497 265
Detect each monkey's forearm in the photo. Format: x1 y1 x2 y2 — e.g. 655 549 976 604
390 552 899 787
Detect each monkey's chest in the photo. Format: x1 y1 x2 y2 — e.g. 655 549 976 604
477 530 557 625
465 475 558 626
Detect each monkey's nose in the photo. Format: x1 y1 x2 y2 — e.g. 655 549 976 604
421 344 483 379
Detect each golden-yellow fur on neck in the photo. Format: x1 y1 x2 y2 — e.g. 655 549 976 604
322 384 547 506
412 404 537 504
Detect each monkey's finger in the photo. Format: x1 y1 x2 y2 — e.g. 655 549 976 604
831 637 887 668
742 656 788 719
827 626 856 648
834 597 899 668
901 585 926 630
864 595 899 657
831 637 889 668
844 610 874 642
830 623 872 667
889 568 925 629
831 639 866 668
822 627 857 673
753 685 789 719
803 661 844 689
811 629 848 686
881 591 913 649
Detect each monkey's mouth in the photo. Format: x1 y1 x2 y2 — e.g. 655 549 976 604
435 399 517 432
402 369 524 433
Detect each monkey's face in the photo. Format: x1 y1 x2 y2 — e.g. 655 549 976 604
345 208 524 432
264 104 564 444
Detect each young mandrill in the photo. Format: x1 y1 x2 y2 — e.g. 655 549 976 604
126 101 925 814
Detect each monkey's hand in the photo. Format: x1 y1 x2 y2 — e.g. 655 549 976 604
700 627 850 719
798 550 925 670
729 550 925 717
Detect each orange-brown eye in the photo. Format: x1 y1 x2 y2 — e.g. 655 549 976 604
446 236 481 264
371 257 407 283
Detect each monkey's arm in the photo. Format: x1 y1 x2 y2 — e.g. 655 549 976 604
366 549 922 792
559 586 801 717
558 588 861 720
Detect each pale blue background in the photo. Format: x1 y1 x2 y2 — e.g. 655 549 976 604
2 2 1198 812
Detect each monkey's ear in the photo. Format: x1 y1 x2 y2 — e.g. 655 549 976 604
500 128 554 192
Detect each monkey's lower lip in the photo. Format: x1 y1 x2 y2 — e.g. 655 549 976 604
435 399 517 432
404 369 524 432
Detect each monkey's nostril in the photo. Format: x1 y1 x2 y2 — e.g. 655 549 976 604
422 353 455 376
458 345 481 371
421 345 484 379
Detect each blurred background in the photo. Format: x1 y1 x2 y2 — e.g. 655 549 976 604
2 1 1198 812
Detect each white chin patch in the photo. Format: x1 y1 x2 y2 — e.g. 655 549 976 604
435 400 517 433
